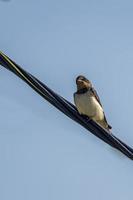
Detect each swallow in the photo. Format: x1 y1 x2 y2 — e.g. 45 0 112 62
74 75 112 131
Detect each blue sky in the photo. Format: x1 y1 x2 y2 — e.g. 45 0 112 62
0 0 133 200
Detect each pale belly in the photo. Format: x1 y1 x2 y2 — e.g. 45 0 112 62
74 92 104 121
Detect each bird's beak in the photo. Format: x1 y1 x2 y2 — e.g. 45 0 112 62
76 80 87 90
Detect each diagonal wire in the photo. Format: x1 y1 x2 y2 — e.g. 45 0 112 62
0 51 132 158
0 51 133 159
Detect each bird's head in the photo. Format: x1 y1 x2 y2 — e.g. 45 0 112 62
76 75 92 90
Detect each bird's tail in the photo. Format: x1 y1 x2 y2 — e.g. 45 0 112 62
97 119 112 132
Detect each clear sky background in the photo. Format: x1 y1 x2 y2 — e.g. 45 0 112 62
0 0 133 200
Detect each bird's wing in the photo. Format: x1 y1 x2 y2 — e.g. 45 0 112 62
90 87 103 107
90 87 112 129
73 92 76 105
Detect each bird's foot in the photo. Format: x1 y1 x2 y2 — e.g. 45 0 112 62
81 114 91 123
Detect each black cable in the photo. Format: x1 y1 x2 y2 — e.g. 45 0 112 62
6 55 133 157
0 51 133 159
0 52 132 158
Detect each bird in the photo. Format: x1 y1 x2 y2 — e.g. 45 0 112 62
74 75 112 131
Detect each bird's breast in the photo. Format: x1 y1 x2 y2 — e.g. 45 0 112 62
74 91 104 120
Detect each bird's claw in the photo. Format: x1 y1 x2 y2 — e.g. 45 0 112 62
81 114 91 123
